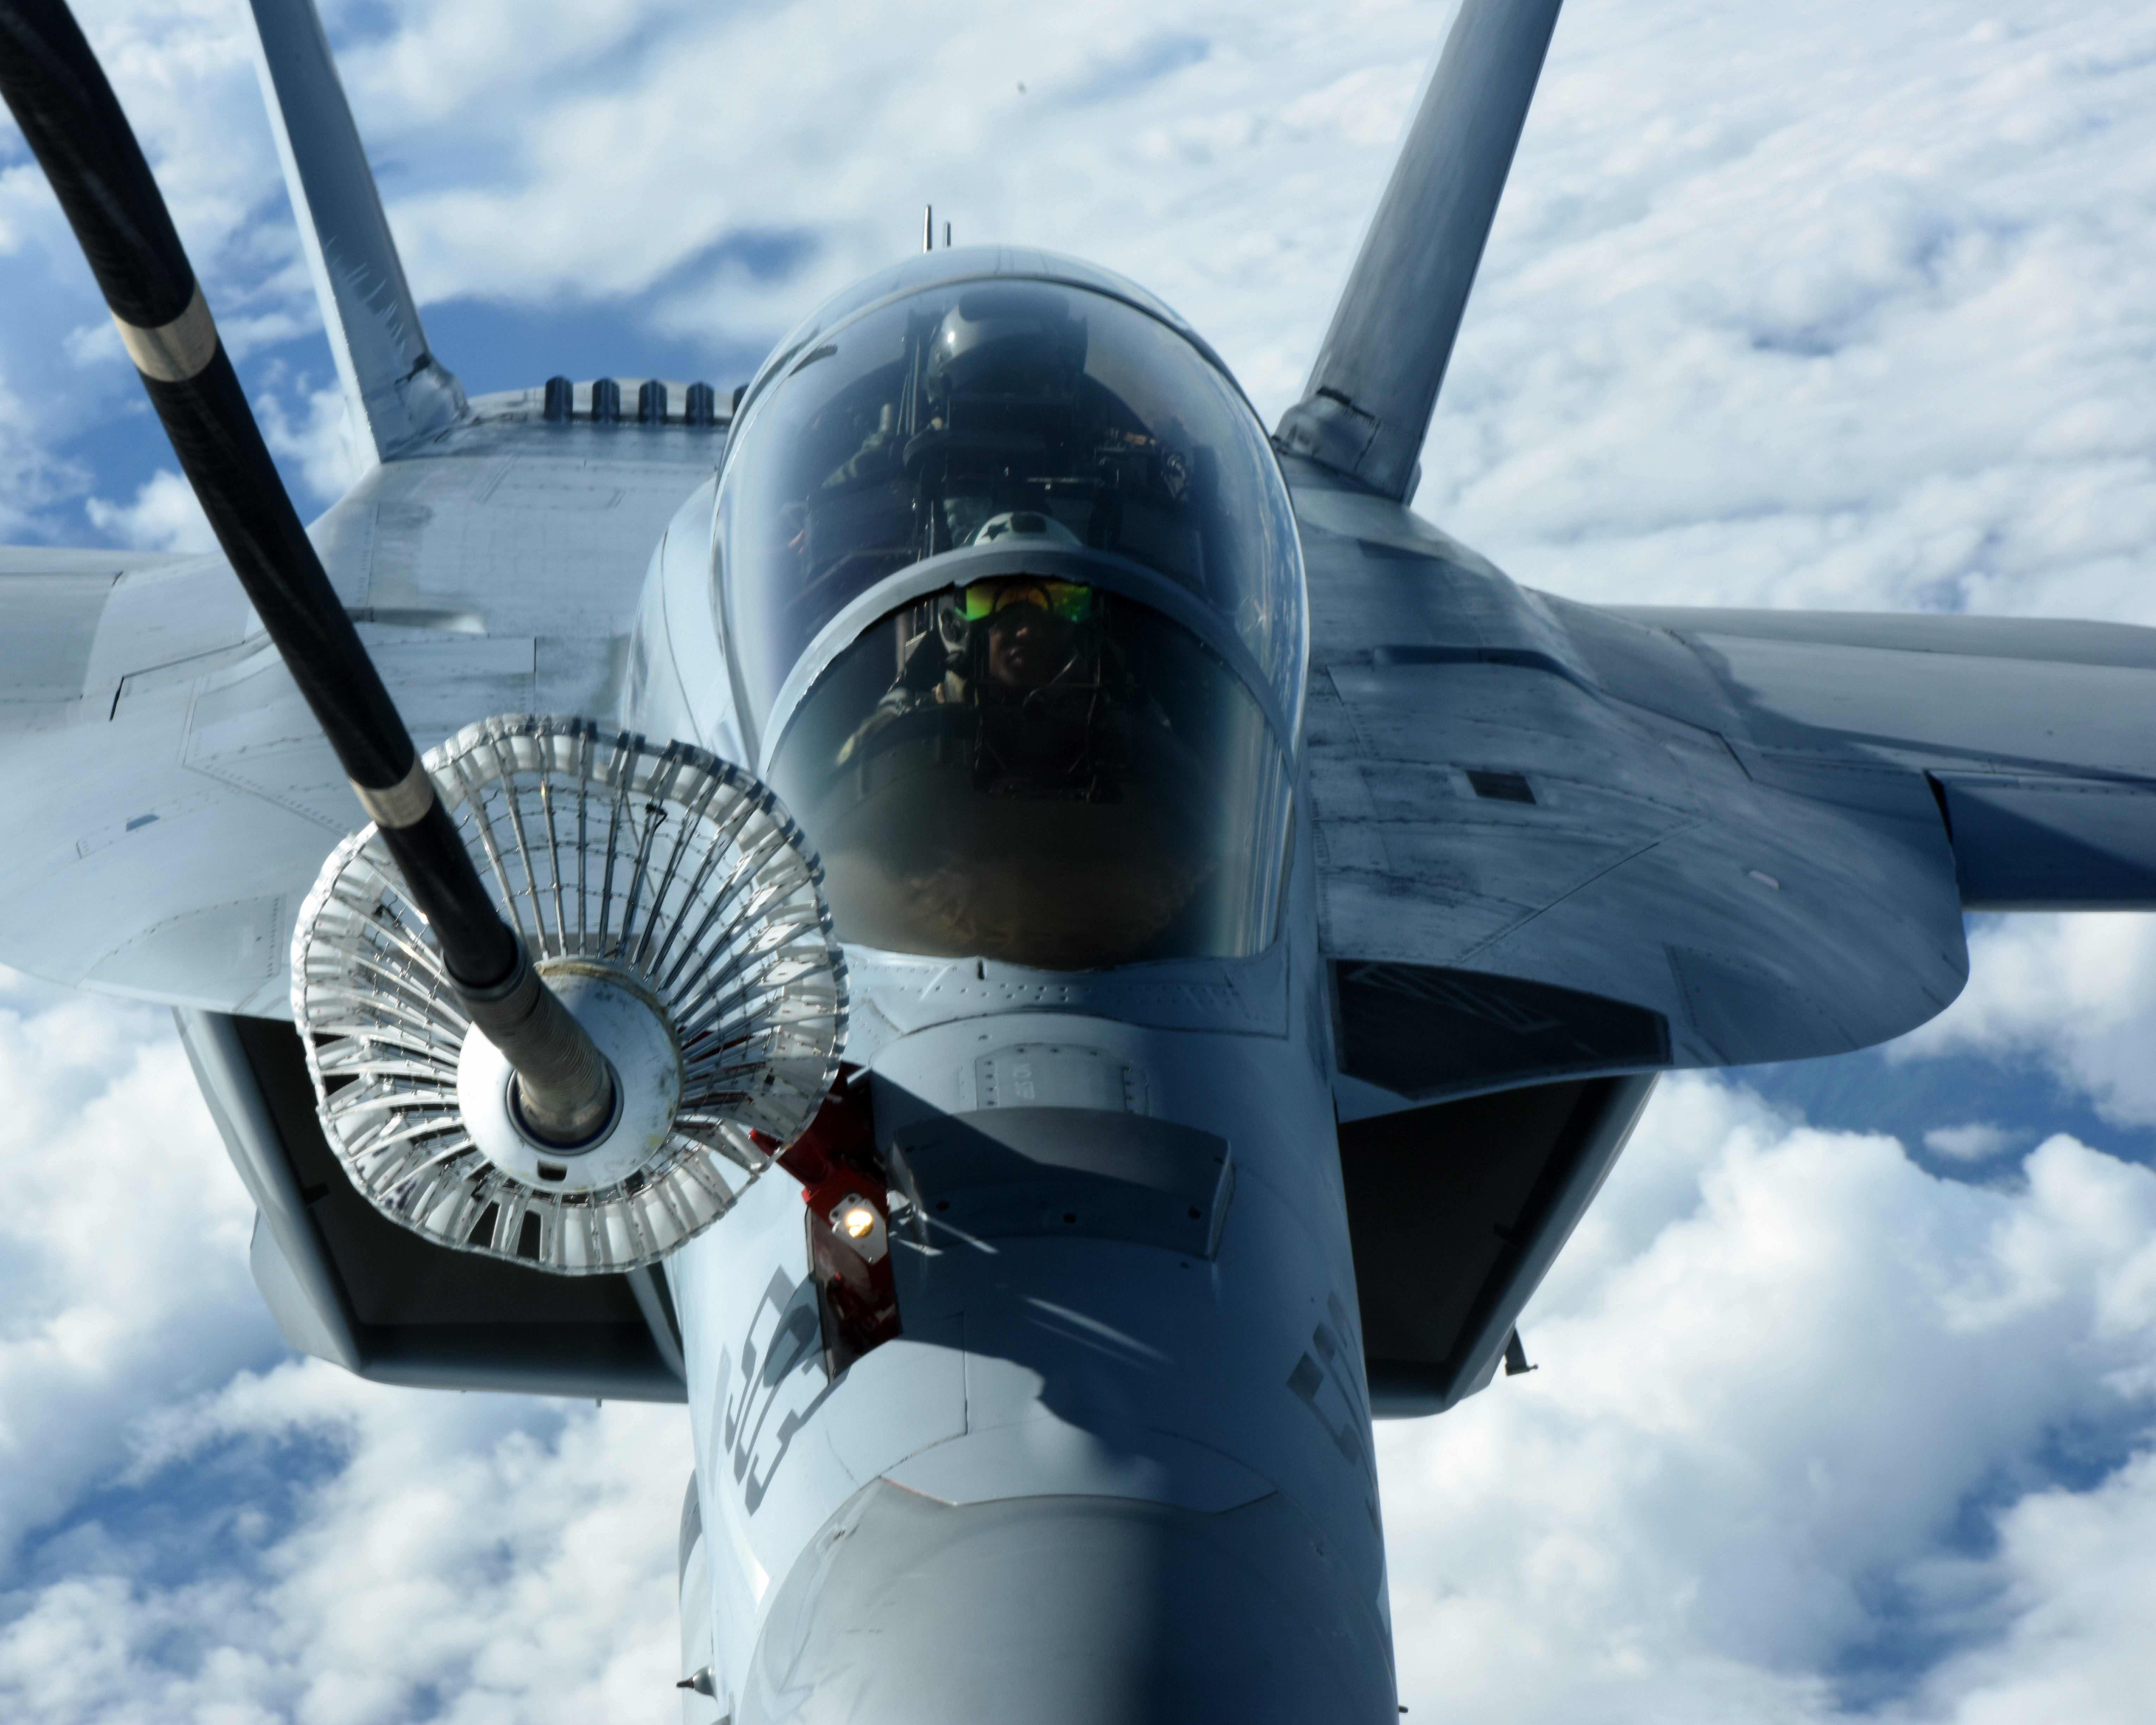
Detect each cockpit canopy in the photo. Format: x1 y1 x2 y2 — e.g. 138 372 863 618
712 257 1306 970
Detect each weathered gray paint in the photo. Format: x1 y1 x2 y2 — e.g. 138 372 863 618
1290 459 1972 1077
5 2 2156 1715
735 1485 1395 1725
673 963 1393 1717
1613 606 2156 910
1275 0 1565 498
247 0 465 461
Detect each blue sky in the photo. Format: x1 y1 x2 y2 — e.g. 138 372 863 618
7 0 2156 1719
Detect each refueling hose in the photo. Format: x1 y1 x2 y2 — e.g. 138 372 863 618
0 0 613 1146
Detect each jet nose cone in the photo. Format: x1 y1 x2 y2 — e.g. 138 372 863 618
737 1480 1395 1725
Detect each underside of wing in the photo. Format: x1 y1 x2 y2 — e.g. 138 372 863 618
1341 1072 1656 1413
183 1008 686 1398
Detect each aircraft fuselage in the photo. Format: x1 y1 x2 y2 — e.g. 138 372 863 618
628 251 1396 1720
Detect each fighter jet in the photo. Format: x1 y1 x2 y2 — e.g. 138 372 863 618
2 0 2150 1718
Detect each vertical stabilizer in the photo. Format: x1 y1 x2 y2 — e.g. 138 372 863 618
247 0 464 466
1276 0 1563 500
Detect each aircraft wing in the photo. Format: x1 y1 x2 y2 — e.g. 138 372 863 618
1298 462 2156 1411
0 394 726 1013
0 0 744 1406
0 0 739 1014
0 401 727 1397
1296 462 2156 1104
1257 0 2156 1410
1605 603 2156 908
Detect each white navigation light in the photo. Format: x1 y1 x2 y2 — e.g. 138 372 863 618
838 1201 877 1239
830 1193 888 1264
292 715 847 1274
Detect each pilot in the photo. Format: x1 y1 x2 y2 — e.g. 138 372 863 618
924 289 1087 417
836 516 1134 797
975 578 1082 694
814 291 1090 567
965 514 1089 688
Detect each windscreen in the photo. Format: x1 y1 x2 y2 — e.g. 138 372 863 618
714 277 1305 738
765 576 1289 969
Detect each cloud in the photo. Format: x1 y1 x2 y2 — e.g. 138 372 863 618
1895 915 2156 1127
1053 32 1211 110
1381 1078 2156 1723
0 970 688 1725
83 468 218 553
1904 1447 2156 1721
0 1362 689 1725
0 970 271 1564
1419 1 2156 622
254 376 363 506
0 364 80 538
1924 1123 2024 1163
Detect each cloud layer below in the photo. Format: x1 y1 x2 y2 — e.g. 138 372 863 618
6 0 2156 1719
1382 1079 2156 1723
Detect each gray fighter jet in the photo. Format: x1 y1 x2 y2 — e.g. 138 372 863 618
3 0 2151 1719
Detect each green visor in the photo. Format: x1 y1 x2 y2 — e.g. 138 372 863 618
959 577 1095 624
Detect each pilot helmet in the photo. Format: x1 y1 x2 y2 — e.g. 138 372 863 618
925 287 1087 404
971 509 1082 549
926 515 1091 655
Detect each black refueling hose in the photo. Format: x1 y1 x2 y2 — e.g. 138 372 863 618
0 0 613 1146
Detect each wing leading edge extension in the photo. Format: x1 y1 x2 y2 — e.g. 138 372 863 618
1295 465 1968 1098
1297 465 2156 1106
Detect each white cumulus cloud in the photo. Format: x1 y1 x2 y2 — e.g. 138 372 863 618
1897 915 2156 1127
1382 1080 2156 1723
0 1361 688 1725
0 971 268 1563
5 0 2156 1719
1924 1122 2025 1163
83 468 218 553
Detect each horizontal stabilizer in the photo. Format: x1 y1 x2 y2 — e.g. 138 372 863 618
1277 0 1563 499
248 0 464 463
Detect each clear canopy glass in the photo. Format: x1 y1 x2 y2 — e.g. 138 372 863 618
711 264 1304 969
713 270 1305 740
766 576 1290 969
